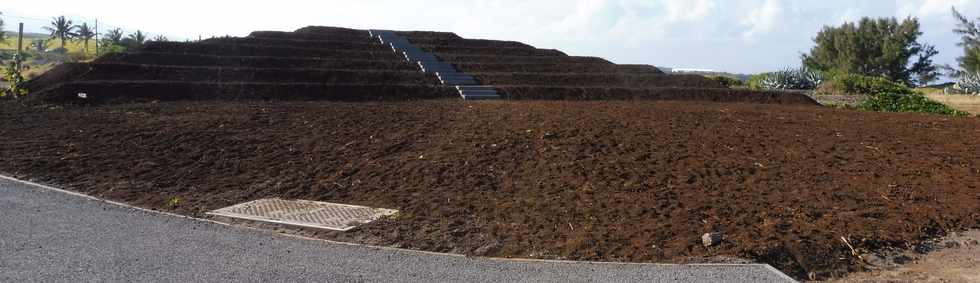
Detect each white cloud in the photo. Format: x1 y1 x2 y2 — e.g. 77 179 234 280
664 0 718 22
899 0 973 17
741 0 784 38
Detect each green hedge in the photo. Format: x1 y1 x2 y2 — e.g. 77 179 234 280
826 73 970 116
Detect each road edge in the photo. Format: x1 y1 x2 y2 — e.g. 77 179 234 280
0 174 796 281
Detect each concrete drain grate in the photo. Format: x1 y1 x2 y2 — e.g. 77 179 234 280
207 198 398 231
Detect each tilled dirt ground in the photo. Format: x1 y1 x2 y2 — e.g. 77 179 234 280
1 100 978 280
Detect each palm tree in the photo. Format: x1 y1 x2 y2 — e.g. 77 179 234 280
43 16 75 51
104 28 123 45
74 23 96 55
125 30 147 48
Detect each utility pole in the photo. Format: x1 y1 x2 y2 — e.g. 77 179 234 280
16 23 24 70
95 19 100 57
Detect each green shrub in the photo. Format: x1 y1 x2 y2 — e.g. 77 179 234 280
747 73 766 90
827 73 971 116
860 91 968 116
1 61 29 98
819 72 915 96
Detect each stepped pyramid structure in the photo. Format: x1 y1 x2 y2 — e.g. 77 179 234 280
26 26 816 106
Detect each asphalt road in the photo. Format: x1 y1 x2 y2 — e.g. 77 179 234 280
0 176 795 282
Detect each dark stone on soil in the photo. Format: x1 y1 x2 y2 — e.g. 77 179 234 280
915 242 938 254
702 232 723 247
892 255 914 265
474 240 501 256
945 241 962 249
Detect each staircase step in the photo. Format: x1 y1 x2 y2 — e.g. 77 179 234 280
424 69 456 73
370 29 496 100
438 74 475 80
418 61 446 66
461 94 501 100
441 77 477 82
457 85 497 91
442 80 478 85
459 90 499 95
419 61 453 67
422 66 456 72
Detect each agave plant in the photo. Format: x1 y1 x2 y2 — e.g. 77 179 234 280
758 67 824 90
955 73 980 94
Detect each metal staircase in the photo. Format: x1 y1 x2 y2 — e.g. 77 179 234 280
369 30 500 100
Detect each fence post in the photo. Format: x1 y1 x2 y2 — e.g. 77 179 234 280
16 23 24 70
95 19 99 57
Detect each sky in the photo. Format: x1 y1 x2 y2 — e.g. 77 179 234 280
3 0 980 75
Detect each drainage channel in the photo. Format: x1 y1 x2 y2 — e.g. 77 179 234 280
369 30 500 100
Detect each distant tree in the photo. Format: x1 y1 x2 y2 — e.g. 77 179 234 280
43 16 76 51
98 28 126 54
151 35 168 42
802 17 938 86
104 28 123 45
122 30 147 48
952 7 980 75
32 38 48 52
0 11 6 43
73 23 96 55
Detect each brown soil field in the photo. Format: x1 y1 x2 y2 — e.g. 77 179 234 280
452 62 645 74
421 45 567 57
95 52 417 70
473 73 724 88
496 86 818 105
1 100 977 281
435 54 612 65
34 63 433 85
201 37 383 50
140 42 396 59
406 38 533 49
28 82 455 104
247 31 374 42
294 26 374 37
616 64 667 74
396 31 462 39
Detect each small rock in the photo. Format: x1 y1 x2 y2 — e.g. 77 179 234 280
945 241 963 249
861 253 888 267
702 232 723 247
542 132 559 139
892 255 914 265
966 239 979 246
474 240 501 255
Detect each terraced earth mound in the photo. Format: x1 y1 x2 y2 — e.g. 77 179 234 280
19 26 975 281
26 27 452 104
24 26 816 106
